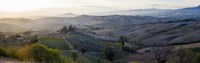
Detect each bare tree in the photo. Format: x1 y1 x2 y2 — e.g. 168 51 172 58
151 46 173 63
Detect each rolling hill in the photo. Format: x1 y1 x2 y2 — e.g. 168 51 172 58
0 23 28 32
92 20 200 46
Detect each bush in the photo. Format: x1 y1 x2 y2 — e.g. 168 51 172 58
0 44 69 63
15 45 32 61
5 48 17 58
0 46 6 56
31 44 68 63
14 43 69 63
71 51 78 61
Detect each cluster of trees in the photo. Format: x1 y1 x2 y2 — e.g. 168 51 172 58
100 36 135 61
0 33 23 42
58 25 77 33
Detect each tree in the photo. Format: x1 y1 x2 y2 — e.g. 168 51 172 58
68 25 76 31
71 51 78 61
176 48 196 63
58 26 68 33
80 48 87 55
31 35 39 43
151 46 172 63
72 43 77 49
103 48 115 61
118 36 127 47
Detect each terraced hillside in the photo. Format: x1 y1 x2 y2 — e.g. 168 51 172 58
93 21 200 46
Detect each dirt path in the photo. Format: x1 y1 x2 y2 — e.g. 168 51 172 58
62 37 74 49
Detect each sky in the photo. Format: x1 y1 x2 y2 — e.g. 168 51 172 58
0 0 200 18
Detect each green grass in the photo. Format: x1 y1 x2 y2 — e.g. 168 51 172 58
39 37 69 50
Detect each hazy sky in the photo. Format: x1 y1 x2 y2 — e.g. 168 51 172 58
0 0 199 18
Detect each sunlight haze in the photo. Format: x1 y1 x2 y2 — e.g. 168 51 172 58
0 0 199 18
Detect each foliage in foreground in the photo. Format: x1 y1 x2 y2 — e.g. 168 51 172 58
0 43 69 63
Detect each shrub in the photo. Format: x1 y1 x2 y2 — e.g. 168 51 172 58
0 46 6 56
15 45 32 61
30 43 67 63
15 43 69 63
103 48 115 61
71 51 78 61
5 48 17 58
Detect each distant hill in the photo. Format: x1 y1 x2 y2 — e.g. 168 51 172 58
57 13 78 17
28 15 173 32
170 5 200 18
0 18 31 25
179 5 200 11
95 8 173 17
96 5 200 18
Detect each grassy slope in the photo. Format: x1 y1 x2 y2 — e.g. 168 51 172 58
39 37 69 50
